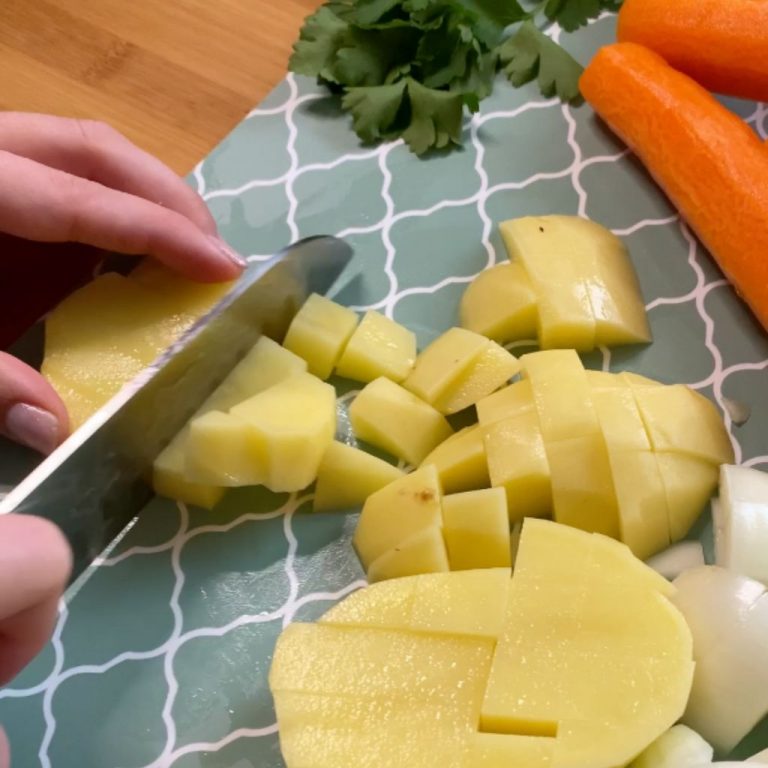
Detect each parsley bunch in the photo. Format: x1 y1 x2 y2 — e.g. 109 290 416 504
290 0 618 154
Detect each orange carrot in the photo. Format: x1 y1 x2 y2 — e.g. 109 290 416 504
617 0 768 102
580 43 768 332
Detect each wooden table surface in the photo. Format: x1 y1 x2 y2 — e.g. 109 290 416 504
0 0 319 173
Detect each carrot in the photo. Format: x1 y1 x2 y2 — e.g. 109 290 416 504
580 43 768 332
617 0 768 102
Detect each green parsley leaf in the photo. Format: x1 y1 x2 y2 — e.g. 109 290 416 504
342 80 408 142
402 78 464 154
544 0 621 32
288 7 350 84
499 20 583 101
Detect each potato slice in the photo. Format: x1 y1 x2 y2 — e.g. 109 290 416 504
335 311 416 383
419 425 490 494
229 373 336 492
459 262 538 342
442 488 511 570
313 441 403 512
349 377 453 465
483 411 552 522
282 293 358 379
476 379 535 425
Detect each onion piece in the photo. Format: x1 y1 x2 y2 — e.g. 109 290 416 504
646 541 705 580
673 567 768 753
751 748 768 763
715 465 768 585
630 725 713 768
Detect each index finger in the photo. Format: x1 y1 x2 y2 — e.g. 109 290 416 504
0 113 217 235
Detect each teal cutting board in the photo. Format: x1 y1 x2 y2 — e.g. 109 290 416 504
1 14 768 768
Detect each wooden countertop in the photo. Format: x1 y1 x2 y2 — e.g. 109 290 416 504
0 0 319 173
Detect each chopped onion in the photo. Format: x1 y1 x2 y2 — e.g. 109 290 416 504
673 567 768 753
646 541 705 580
715 465 768 585
630 725 713 768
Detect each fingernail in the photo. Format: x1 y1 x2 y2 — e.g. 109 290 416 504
3 404 61 455
208 235 247 269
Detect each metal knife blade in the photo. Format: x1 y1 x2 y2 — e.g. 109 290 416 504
0 235 353 580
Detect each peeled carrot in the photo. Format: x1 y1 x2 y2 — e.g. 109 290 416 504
580 43 768 332
617 0 768 102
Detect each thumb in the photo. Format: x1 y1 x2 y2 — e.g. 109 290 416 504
0 352 68 454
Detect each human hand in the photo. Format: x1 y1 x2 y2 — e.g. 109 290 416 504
0 514 72 768
0 112 245 454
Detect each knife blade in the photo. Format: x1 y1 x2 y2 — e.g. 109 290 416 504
0 235 353 580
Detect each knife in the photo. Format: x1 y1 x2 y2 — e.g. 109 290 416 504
0 235 353 581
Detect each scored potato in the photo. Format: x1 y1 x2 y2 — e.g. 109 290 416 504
271 520 694 768
497 215 650 351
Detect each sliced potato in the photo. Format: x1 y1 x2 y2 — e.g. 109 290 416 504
367 527 450 583
476 379 535 425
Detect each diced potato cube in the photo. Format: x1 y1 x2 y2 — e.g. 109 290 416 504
500 216 596 351
656 453 719 542
433 341 520 415
459 262 538 342
313 441 404 512
442 488 511 570
153 439 224 510
419 425 489 494
335 311 416 383
521 349 601 441
185 410 267 487
349 377 453 465
630 384 735 466
352 465 442 569
476 379 535 425
483 411 552 521
282 294 358 379
547 433 620 538
367 527 450 583
403 327 488 404
153 336 306 506
230 373 336 492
